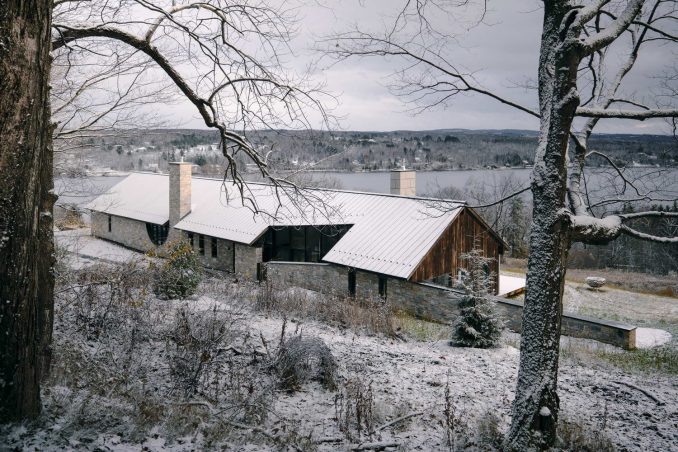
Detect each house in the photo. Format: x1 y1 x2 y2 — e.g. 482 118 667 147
87 162 506 301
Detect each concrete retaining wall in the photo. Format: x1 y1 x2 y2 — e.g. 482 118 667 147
266 261 637 349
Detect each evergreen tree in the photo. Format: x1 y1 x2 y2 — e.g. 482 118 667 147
451 247 504 348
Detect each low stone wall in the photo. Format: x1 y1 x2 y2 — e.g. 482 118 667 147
266 261 637 350
495 297 636 350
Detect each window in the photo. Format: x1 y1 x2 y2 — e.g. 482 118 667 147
146 221 169 246
187 232 194 247
211 237 218 258
290 228 305 262
198 234 205 255
348 268 356 297
108 215 112 232
378 276 387 298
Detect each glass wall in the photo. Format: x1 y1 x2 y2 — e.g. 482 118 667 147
262 225 350 263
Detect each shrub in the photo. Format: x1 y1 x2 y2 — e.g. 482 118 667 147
451 247 503 348
275 335 338 391
153 240 203 299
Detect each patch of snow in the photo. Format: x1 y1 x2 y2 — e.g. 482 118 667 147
539 406 551 417
499 274 525 296
635 328 672 348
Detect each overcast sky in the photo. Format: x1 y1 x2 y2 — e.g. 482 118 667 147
172 0 675 134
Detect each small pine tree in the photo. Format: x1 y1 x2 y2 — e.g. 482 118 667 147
153 240 203 299
451 246 503 348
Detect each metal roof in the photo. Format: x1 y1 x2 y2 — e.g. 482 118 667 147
85 173 169 224
87 173 465 279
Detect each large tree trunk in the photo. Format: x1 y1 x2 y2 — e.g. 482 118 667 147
0 0 54 422
507 2 580 449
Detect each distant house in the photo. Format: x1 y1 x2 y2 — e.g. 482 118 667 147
86 163 506 298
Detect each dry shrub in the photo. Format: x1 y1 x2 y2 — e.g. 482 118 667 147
166 306 241 396
254 282 396 337
65 259 153 340
335 378 375 442
275 335 338 391
55 205 87 230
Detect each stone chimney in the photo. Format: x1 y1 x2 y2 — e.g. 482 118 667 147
169 161 192 229
390 168 416 196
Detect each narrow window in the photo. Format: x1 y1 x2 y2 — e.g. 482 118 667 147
108 215 112 232
348 268 356 297
378 275 387 298
187 232 194 247
198 234 205 255
211 237 218 258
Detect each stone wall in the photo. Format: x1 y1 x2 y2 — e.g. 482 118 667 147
494 297 636 350
91 212 156 252
266 261 464 321
183 232 235 273
266 261 637 349
267 262 348 295
235 242 262 280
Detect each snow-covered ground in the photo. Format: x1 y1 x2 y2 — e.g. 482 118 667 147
498 274 525 296
56 228 148 268
9 233 669 450
636 328 673 348
4 290 676 451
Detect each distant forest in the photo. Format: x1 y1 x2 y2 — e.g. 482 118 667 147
58 128 678 177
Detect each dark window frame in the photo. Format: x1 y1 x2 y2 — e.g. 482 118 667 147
348 268 356 297
198 234 205 255
108 215 112 232
378 275 387 298
211 237 218 258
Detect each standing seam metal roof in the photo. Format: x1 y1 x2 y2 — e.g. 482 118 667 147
86 173 464 280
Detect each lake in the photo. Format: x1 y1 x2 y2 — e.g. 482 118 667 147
56 166 678 210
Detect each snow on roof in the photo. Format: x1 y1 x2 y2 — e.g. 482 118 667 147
85 172 169 224
87 172 464 279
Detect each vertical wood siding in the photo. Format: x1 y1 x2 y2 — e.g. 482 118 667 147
409 208 503 294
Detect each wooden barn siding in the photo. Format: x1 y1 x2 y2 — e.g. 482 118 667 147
409 208 501 294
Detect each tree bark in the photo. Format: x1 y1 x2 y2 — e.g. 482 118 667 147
0 0 54 422
507 2 581 449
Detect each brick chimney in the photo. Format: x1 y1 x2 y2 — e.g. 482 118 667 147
390 168 416 196
169 161 192 229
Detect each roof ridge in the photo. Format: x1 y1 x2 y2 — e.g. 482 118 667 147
127 171 468 204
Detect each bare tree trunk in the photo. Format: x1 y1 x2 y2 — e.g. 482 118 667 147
507 2 579 449
0 0 54 422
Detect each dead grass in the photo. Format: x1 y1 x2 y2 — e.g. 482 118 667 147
253 280 397 337
393 312 449 341
595 346 678 375
503 258 678 299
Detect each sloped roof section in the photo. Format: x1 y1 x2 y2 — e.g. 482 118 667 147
87 172 465 279
320 196 463 279
85 172 169 224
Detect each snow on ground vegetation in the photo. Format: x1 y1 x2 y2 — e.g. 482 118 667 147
2 239 677 451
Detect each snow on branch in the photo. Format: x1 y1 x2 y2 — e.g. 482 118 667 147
581 0 645 54
575 107 678 119
570 211 678 245
620 224 678 243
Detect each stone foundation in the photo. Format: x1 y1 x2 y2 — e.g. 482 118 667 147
266 261 637 349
